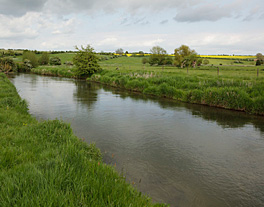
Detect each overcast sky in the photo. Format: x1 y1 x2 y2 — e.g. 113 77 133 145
0 0 263 54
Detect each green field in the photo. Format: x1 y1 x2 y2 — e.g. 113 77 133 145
0 73 167 206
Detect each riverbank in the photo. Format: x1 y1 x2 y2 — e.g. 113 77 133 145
89 70 264 115
29 64 264 115
0 73 167 206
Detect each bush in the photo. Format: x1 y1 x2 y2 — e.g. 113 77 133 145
38 52 49 65
49 57 61 65
22 51 39 68
23 59 33 71
0 57 17 73
142 57 148 65
203 59 209 65
64 61 73 66
256 59 262 66
73 45 102 77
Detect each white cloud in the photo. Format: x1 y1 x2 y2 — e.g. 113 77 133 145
0 13 39 40
0 0 263 54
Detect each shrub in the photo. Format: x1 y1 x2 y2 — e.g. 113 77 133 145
73 45 101 77
38 52 49 65
142 57 148 65
64 61 73 66
256 59 261 66
203 59 209 65
23 59 33 71
0 57 17 73
49 57 61 65
22 51 39 68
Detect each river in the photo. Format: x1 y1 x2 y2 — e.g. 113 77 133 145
9 73 264 207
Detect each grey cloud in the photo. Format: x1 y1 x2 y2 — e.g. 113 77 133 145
174 3 232 22
160 20 168 24
0 0 201 16
0 0 46 16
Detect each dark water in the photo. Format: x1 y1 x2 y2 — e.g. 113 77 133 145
10 73 264 207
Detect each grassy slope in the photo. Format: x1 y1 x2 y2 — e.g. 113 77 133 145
0 73 167 207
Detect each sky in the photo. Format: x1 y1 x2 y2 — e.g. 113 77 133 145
0 0 264 55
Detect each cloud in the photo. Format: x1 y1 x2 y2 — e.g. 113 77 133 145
0 0 46 16
160 20 168 24
0 0 200 16
174 3 234 22
0 13 39 40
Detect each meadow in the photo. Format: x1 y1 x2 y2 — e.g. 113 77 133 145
0 73 167 206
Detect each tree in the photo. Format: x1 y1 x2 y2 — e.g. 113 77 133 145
115 48 124 55
49 57 61 65
256 53 263 65
38 52 50 65
256 59 262 66
149 46 167 66
22 51 39 68
73 45 102 77
174 45 198 68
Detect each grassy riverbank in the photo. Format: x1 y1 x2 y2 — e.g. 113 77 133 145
28 56 264 115
0 73 167 206
89 69 264 115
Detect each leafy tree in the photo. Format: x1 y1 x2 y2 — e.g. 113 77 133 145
256 59 262 66
174 45 198 68
256 53 263 64
163 57 173 65
115 48 124 55
73 45 102 77
149 46 167 66
38 52 49 65
22 51 39 68
49 57 61 65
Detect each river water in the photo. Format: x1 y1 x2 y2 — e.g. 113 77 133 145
10 73 264 207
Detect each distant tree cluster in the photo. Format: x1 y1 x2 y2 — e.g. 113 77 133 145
174 45 201 68
142 45 201 68
147 46 173 66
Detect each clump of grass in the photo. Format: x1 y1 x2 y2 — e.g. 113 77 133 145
0 73 168 207
31 66 77 78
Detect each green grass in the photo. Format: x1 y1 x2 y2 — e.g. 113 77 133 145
31 65 77 78
0 73 167 207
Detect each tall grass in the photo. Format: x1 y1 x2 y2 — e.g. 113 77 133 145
31 66 77 78
89 70 264 115
0 73 167 207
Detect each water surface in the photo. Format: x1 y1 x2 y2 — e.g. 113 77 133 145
10 73 264 207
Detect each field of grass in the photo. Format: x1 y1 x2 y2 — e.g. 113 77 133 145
0 73 167 206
